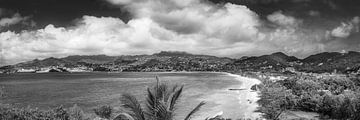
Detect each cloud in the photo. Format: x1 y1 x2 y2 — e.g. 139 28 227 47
0 0 352 65
330 16 360 38
331 23 354 38
1 0 264 65
0 13 30 27
221 0 310 4
308 10 320 16
0 9 260 65
267 11 302 27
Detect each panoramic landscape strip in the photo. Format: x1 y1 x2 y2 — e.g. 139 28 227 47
1 0 360 119
1 51 360 119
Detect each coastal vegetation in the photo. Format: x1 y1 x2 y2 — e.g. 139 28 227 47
256 73 360 119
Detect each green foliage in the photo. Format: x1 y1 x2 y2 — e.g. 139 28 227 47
257 74 360 119
118 76 205 120
257 82 297 119
94 105 113 119
0 104 89 120
69 104 88 120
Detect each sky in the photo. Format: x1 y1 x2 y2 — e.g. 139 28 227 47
0 0 360 65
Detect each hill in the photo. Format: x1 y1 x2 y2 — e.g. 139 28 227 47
7 51 233 72
3 51 360 73
298 51 360 73
233 52 300 71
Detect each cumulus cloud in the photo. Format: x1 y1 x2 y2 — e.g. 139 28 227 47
0 13 30 27
261 10 331 56
331 23 354 38
0 6 261 65
330 16 360 38
0 0 345 65
1 0 264 65
267 11 302 27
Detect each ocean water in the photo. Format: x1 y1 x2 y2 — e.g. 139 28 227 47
0 72 260 119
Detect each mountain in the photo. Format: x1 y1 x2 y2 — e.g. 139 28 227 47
232 51 360 73
271 52 299 62
5 51 360 73
233 52 300 71
63 55 118 64
8 51 233 72
15 57 72 68
153 51 195 57
298 51 360 73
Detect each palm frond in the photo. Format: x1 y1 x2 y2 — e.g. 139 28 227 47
145 88 157 119
184 101 206 120
121 93 146 120
113 113 136 120
169 85 183 111
155 101 173 120
164 84 179 102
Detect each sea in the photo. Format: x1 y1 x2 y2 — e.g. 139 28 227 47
0 72 260 119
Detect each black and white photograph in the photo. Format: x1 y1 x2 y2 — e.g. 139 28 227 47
1 0 360 119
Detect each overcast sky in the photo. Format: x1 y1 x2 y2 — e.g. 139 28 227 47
1 0 360 65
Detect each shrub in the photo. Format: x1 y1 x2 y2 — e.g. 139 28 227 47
69 104 88 120
258 74 360 119
0 104 89 120
94 105 112 119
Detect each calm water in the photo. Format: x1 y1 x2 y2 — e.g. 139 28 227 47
0 72 252 119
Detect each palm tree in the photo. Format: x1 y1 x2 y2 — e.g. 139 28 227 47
115 76 205 120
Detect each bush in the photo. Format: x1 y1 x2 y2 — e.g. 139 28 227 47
0 104 88 120
69 104 88 120
93 105 112 119
258 74 360 119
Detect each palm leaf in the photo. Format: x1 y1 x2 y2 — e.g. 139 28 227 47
121 94 146 120
155 101 173 120
145 87 158 120
184 101 206 120
113 113 136 120
169 85 183 111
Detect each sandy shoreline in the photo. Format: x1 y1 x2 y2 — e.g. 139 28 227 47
226 73 262 119
193 72 262 120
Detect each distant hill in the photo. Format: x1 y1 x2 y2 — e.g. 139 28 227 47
15 57 72 68
298 51 360 73
4 51 360 73
153 51 195 57
10 51 233 71
63 55 118 64
231 51 360 73
233 52 300 71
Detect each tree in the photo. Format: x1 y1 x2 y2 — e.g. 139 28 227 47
116 76 205 120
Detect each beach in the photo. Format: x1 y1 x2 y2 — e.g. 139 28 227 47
194 73 262 119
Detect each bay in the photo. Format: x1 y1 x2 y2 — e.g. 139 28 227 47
0 72 259 119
